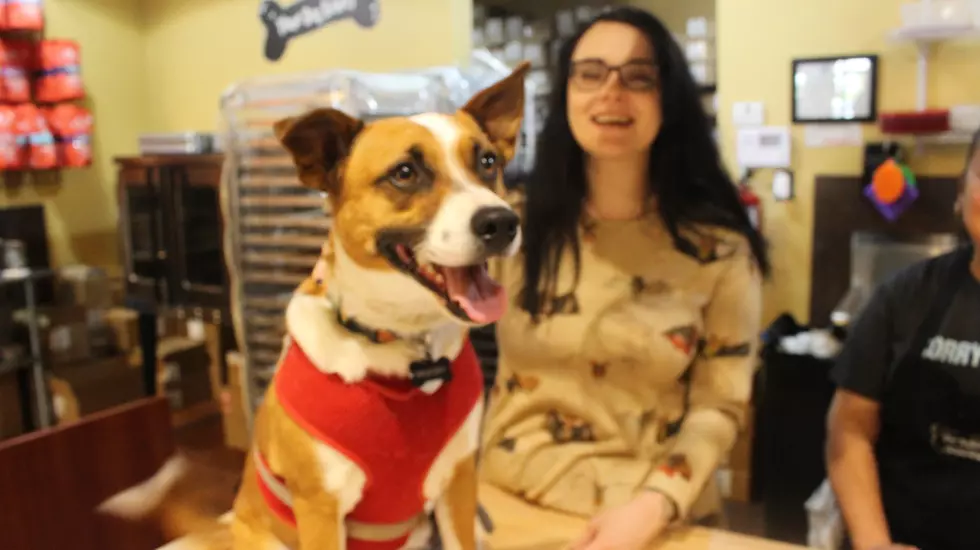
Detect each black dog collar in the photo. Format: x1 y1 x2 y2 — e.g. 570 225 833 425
333 308 451 389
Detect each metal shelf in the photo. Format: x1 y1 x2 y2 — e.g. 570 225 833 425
0 267 54 430
890 23 980 43
888 23 980 111
0 355 29 377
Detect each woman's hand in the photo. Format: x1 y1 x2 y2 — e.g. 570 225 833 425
866 544 918 550
568 491 674 550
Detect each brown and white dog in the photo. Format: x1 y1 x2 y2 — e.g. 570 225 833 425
99 62 530 550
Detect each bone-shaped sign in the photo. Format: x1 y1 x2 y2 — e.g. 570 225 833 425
259 0 380 62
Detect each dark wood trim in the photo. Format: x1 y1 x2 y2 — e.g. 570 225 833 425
115 154 224 169
116 154 229 313
0 397 174 549
809 174 961 326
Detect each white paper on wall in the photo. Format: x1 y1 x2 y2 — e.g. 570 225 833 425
736 126 792 168
803 123 864 148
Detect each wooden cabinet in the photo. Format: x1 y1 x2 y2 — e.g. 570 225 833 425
115 155 228 313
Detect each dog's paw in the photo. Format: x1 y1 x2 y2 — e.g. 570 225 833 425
98 454 189 518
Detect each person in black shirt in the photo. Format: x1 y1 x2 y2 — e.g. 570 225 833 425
827 127 980 550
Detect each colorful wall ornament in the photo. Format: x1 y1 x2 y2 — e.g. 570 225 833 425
864 157 919 222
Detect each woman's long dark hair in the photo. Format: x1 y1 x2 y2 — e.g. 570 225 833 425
519 6 771 319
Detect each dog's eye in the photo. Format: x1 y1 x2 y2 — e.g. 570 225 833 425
478 152 498 178
389 162 417 187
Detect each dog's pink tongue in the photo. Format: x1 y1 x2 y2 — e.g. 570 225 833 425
442 265 506 324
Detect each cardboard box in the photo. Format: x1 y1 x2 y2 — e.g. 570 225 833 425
226 351 243 388
47 323 90 365
222 400 249 451
105 308 139 353
56 265 113 310
201 321 225 401
730 469 752 502
723 405 755 468
157 313 188 339
729 405 755 470
157 337 213 412
47 354 143 425
729 432 753 471
15 305 91 366
716 466 753 503
222 351 248 451
109 309 138 352
87 309 115 358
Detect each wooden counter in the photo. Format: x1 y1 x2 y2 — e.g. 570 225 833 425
481 483 805 550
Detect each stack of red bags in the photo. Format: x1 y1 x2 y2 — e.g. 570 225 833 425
0 34 90 170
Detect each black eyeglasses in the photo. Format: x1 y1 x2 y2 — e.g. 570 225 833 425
569 59 659 91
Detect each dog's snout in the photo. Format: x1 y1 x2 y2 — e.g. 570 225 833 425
470 206 519 254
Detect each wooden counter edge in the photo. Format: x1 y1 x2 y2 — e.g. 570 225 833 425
479 482 806 550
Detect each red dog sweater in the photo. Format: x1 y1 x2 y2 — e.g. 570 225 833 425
255 336 483 550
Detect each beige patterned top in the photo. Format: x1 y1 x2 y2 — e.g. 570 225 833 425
480 212 762 520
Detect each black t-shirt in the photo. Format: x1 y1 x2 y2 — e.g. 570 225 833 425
831 250 980 399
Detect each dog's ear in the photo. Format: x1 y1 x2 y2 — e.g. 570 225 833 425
274 108 363 193
462 61 530 163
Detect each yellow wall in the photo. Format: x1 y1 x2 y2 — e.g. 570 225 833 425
488 0 715 35
717 0 978 324
140 0 473 132
0 0 147 269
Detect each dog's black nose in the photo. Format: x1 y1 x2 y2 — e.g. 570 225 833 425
471 206 519 254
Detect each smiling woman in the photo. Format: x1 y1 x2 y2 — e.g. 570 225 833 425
481 7 768 550
826 128 980 550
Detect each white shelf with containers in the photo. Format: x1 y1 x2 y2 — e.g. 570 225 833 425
472 4 718 130
883 0 980 148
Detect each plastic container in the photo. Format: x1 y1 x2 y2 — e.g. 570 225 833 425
686 16 716 38
901 0 973 28
949 105 980 132
880 109 951 134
